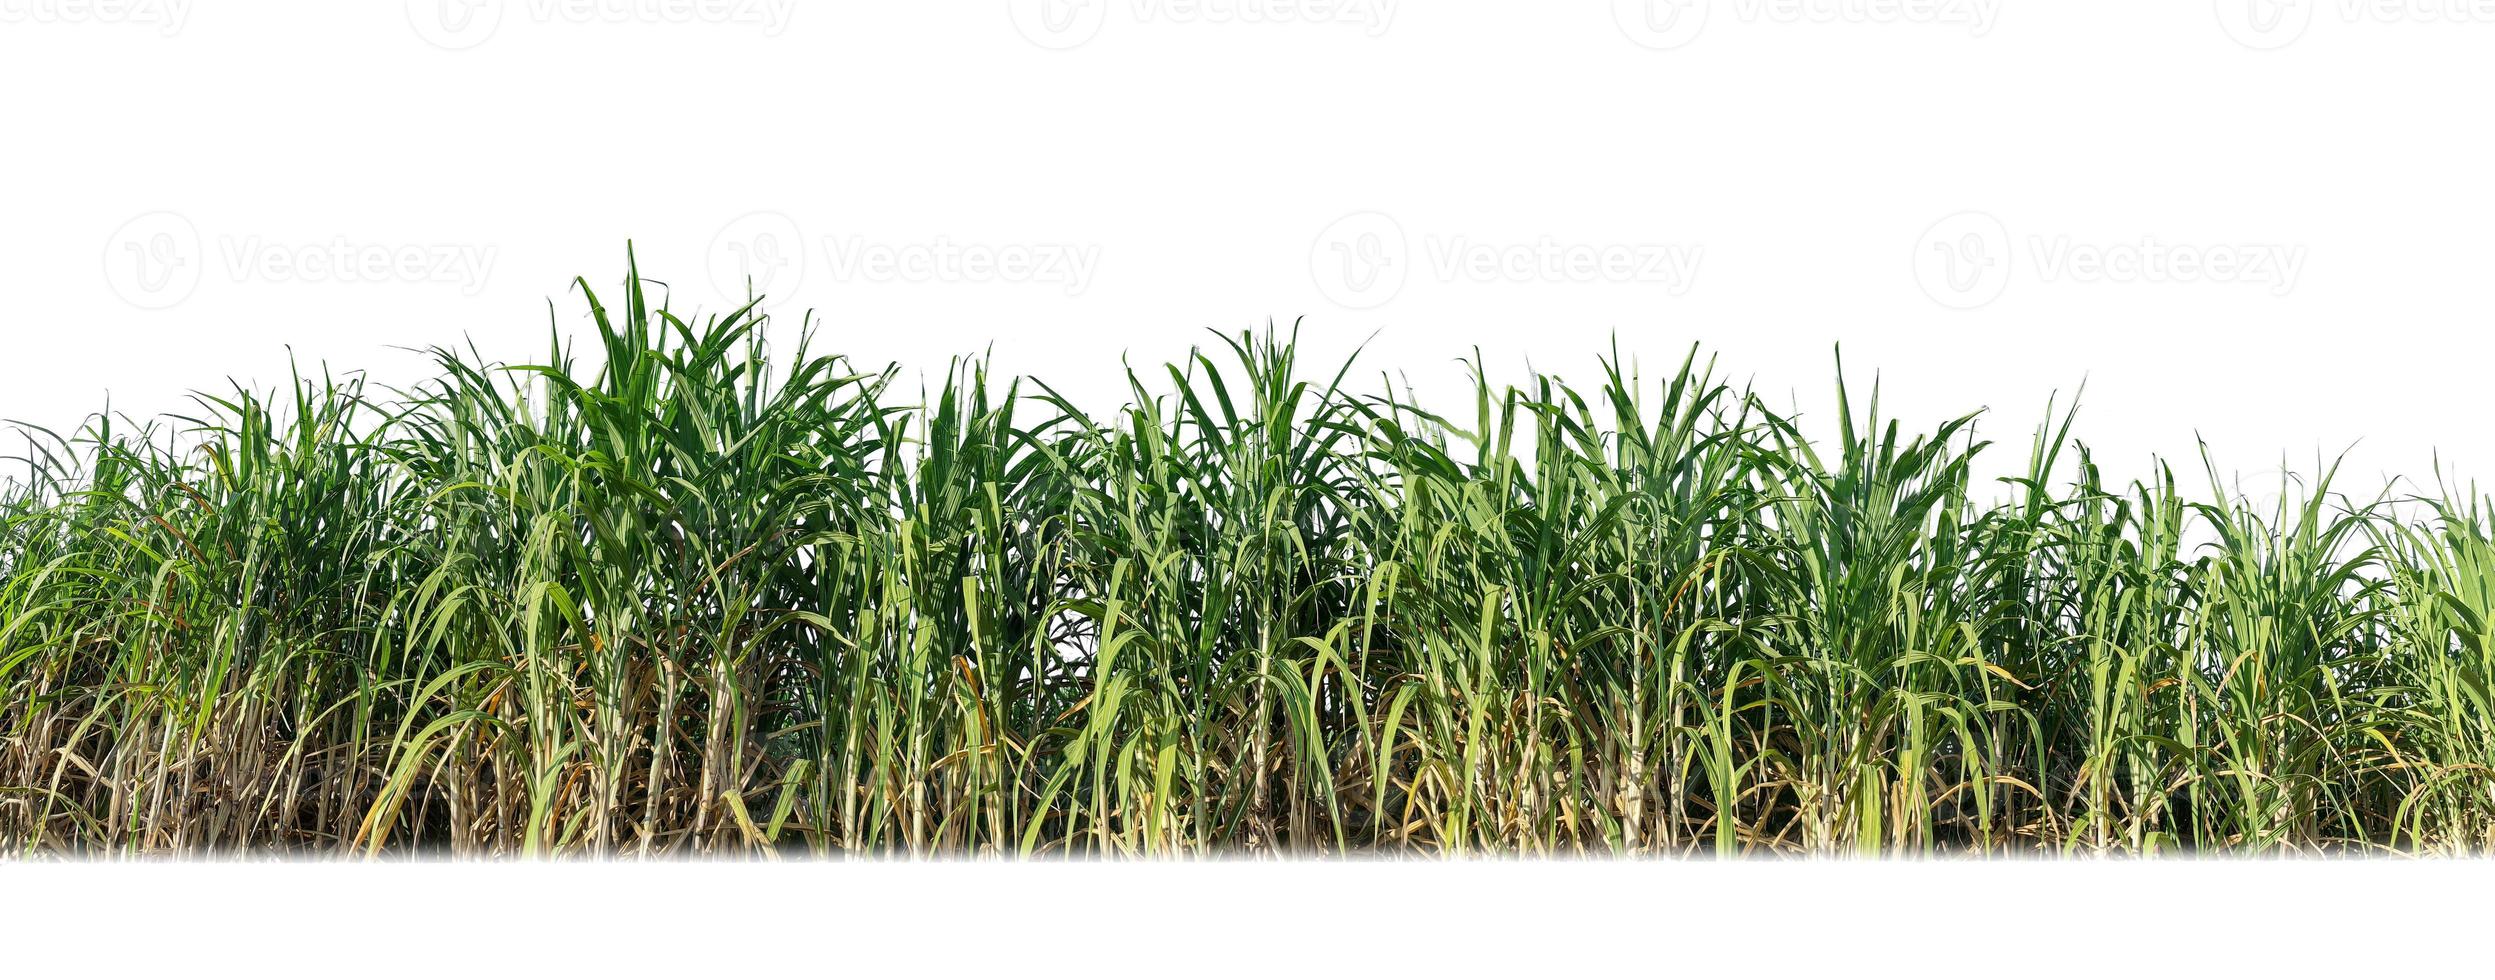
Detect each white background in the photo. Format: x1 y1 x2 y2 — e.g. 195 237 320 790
5 1 2493 493
4 0 2492 969
4 859 2488 975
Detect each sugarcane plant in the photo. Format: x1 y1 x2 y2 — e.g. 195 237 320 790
2 257 2490 857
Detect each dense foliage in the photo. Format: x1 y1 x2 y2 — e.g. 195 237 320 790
5 261 2491 857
